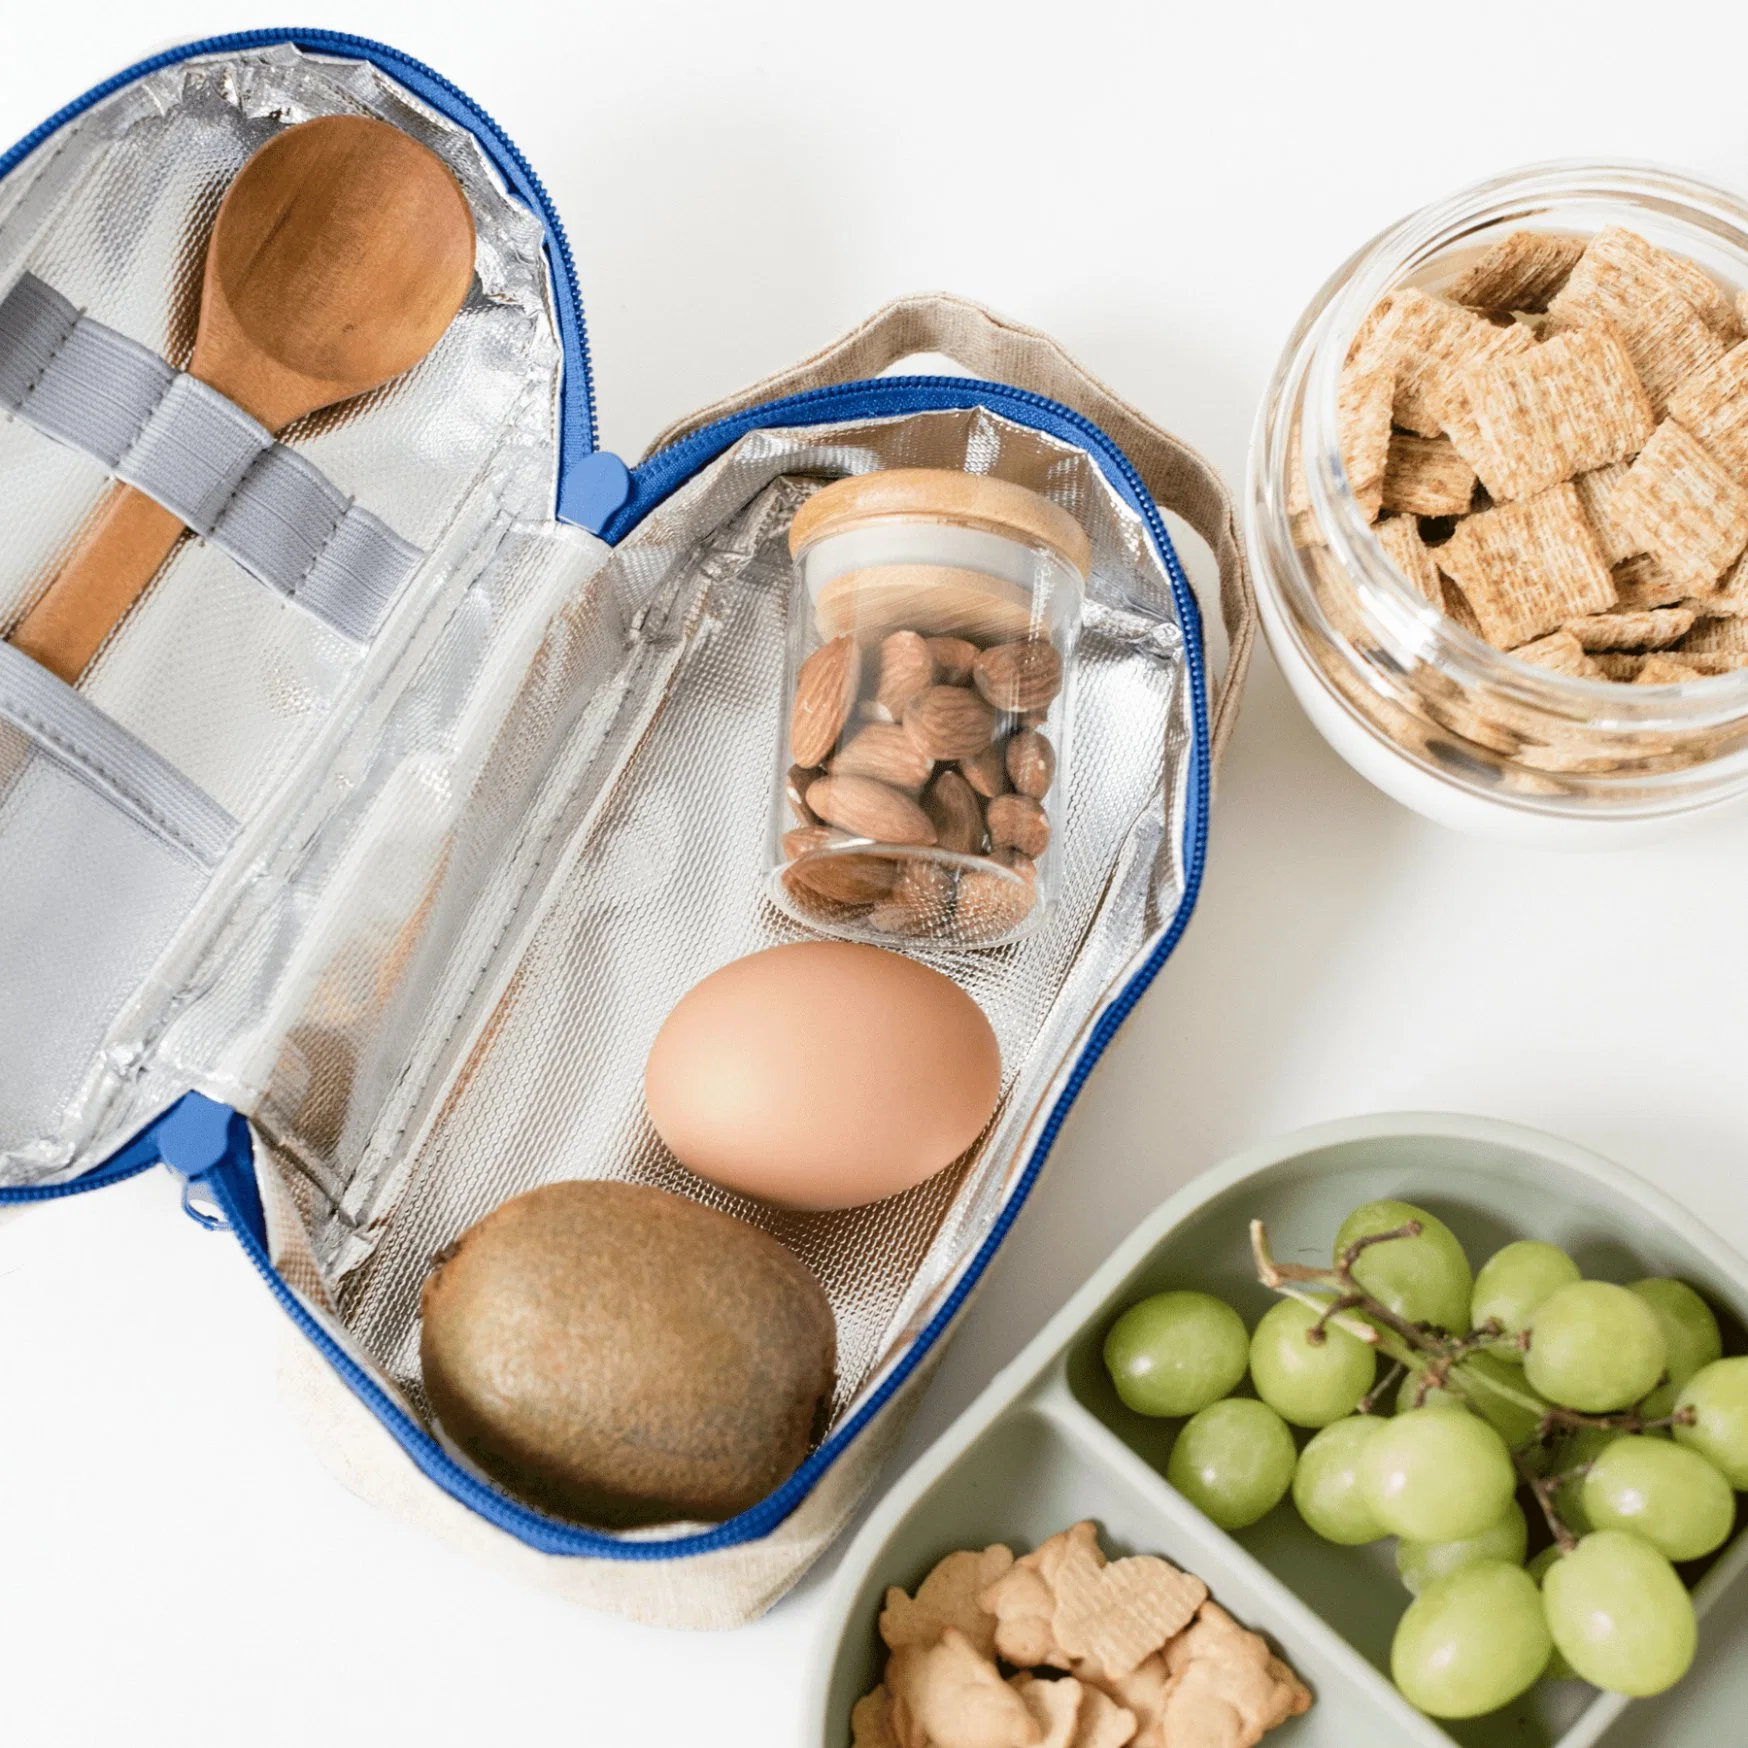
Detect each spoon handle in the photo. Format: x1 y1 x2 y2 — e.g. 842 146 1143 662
10 484 186 684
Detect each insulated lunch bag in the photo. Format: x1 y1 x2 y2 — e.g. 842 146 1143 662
0 30 1253 1627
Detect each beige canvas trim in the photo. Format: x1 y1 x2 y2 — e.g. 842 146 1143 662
644 292 1255 771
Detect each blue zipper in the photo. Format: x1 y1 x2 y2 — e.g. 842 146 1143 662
0 38 1218 1561
0 26 597 470
179 379 1211 1561
2 373 1214 1557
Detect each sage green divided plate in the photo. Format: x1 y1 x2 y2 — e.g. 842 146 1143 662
809 1114 1748 1748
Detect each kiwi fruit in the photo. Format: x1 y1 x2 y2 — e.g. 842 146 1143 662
420 1180 836 1528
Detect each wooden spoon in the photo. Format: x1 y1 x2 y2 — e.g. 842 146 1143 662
10 115 476 684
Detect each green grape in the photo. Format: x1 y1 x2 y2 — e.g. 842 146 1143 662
1292 1415 1388 1545
1471 1240 1580 1362
1629 1278 1723 1420
1103 1290 1250 1418
1545 1425 1625 1537
1166 1397 1296 1531
1525 1549 1581 1681
1248 1297 1377 1428
1524 1281 1667 1413
1673 1356 1748 1488
1579 1434 1735 1562
1395 1352 1551 1453
1334 1200 1473 1333
1542 1530 1697 1697
1396 1500 1528 1595
1390 1560 1551 1719
1361 1406 1516 1543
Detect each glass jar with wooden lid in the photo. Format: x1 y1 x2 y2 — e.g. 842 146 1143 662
773 467 1090 948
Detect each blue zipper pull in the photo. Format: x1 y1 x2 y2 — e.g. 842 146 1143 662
559 449 631 534
153 1092 262 1238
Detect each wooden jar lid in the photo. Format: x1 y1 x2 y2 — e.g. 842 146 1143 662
789 469 1092 578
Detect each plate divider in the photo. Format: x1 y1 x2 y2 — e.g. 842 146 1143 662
1022 1371 1457 1747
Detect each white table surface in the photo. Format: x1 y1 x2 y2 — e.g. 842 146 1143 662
5 3 1747 1743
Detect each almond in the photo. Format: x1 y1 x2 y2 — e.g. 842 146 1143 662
904 685 997 761
786 764 822 824
791 635 862 767
956 853 1036 938
828 723 934 792
781 826 898 904
922 768 986 855
1005 730 1055 798
987 792 1050 858
926 636 979 685
867 858 954 935
874 630 937 720
959 739 1011 800
974 638 1063 713
806 774 937 846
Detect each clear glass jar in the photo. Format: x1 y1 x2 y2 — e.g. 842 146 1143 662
770 469 1088 946
1248 161 1748 845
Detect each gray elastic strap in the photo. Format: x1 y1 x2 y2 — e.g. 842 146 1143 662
0 273 421 643
0 640 238 868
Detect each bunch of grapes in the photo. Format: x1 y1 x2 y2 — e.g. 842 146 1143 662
1101 1199 1748 1721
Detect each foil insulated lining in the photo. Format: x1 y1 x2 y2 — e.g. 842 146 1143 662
0 46 565 1175
225 407 1195 1509
0 45 560 824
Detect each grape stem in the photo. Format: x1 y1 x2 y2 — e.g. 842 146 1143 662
1357 1359 1405 1416
1248 1218 1703 1547
1517 1452 1586 1554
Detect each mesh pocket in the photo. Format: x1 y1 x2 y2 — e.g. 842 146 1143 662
0 722 210 1170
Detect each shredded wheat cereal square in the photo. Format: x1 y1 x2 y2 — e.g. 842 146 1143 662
1512 629 1603 676
1644 240 1742 343
1360 288 1531 437
1590 651 1646 681
1442 323 1654 502
1375 514 1445 605
1564 607 1696 650
1448 231 1586 314
1701 546 1748 613
1286 426 1309 516
1346 289 1400 366
1667 340 1748 486
1670 647 1747 671
1337 351 1396 521
1573 461 1645 565
1382 434 1476 517
1441 575 1486 637
1635 653 1704 684
1421 325 1543 479
1545 227 1730 414
1611 551 1692 611
1610 419 1748 588
1681 615 1748 658
1437 483 1616 647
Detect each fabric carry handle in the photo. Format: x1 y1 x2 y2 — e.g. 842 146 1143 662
643 292 1256 767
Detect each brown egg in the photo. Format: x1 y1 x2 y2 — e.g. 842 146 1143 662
644 942 1002 1210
